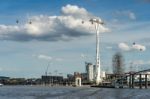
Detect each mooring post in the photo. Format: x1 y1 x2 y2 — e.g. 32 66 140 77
132 74 134 88
126 76 128 86
129 74 132 88
145 74 148 89
139 74 142 89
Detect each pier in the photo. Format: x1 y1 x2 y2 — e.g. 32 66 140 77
126 69 150 89
103 68 150 89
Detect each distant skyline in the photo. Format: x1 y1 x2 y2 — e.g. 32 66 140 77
0 0 150 78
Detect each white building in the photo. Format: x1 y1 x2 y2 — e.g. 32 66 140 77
93 65 105 80
86 63 94 82
75 77 82 86
101 71 106 78
74 72 82 87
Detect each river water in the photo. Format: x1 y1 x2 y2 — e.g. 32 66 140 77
0 85 149 99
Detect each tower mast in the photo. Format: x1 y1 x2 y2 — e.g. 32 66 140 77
89 18 104 85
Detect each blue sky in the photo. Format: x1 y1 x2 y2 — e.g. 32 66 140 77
0 0 150 78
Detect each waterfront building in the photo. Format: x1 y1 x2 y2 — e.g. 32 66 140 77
67 74 74 80
101 71 106 78
0 76 10 85
41 75 63 85
74 72 82 86
86 63 94 82
93 65 96 81
80 73 87 80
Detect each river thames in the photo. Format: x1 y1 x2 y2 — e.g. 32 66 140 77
0 86 150 99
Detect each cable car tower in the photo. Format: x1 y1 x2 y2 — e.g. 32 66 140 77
90 19 104 85
82 18 104 85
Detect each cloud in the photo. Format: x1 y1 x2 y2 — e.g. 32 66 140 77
61 4 92 19
81 53 86 58
0 4 108 41
113 10 136 20
132 60 144 65
55 58 63 62
118 42 146 51
0 67 2 71
38 54 52 61
106 46 113 50
35 54 63 62
128 12 136 20
132 60 150 65
118 43 130 51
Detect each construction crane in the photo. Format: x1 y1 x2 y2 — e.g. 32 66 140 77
45 62 51 76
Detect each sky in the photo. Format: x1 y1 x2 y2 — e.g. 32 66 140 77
0 0 150 78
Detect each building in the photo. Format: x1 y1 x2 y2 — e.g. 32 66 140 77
41 75 63 85
101 71 106 79
67 74 74 80
80 73 87 80
93 65 96 81
86 62 94 82
0 76 10 84
74 72 82 86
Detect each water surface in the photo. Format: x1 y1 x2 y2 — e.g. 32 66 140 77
0 86 149 99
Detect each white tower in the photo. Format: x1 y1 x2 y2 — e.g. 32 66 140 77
89 18 104 85
86 63 94 82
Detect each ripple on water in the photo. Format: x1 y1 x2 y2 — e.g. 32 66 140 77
0 86 150 99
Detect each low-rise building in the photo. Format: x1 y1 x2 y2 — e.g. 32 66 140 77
41 75 63 85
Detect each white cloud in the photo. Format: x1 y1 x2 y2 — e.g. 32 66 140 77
128 12 136 20
35 54 63 62
114 10 136 20
61 4 91 19
132 60 144 65
106 46 113 49
118 43 130 51
118 42 146 51
38 54 52 61
0 4 108 41
81 53 87 58
132 60 150 65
